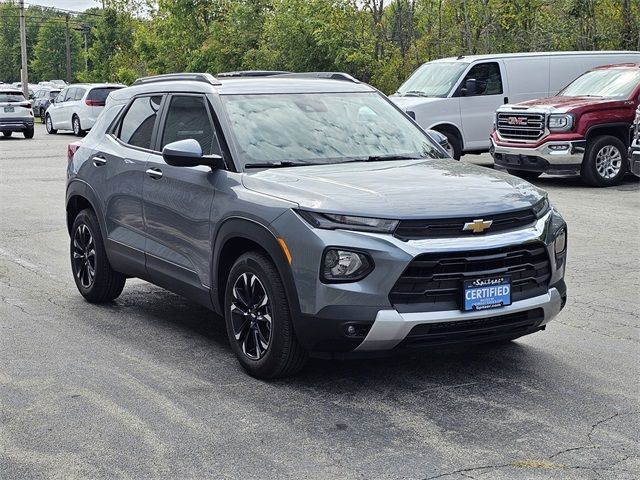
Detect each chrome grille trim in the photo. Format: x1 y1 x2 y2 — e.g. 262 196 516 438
497 112 546 142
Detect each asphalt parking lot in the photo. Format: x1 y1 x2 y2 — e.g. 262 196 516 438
1 122 639 480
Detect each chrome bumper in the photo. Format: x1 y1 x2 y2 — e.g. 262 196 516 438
355 287 563 351
629 146 640 177
491 137 585 172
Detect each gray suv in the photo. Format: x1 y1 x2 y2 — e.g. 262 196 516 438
66 72 568 378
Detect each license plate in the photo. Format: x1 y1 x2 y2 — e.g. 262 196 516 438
463 276 511 311
503 154 521 165
4 106 14 113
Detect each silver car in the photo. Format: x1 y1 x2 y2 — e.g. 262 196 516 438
66 72 568 378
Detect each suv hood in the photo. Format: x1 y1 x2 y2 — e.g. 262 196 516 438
389 96 445 111
512 95 623 113
243 160 545 218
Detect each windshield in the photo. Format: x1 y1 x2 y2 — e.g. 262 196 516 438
221 92 445 168
559 69 640 98
395 62 468 97
0 92 26 103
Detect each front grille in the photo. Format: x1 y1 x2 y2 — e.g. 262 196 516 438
390 243 551 312
399 308 544 348
394 208 537 240
497 112 545 142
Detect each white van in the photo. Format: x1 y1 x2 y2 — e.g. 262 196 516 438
390 51 640 158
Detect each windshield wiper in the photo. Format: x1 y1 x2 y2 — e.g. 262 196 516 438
401 90 430 97
244 161 324 169
342 154 425 163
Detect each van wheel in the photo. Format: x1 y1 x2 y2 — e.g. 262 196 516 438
2 131 12 137
507 169 542 181
438 130 462 160
45 114 57 134
70 209 126 303
581 135 627 187
224 251 307 379
72 115 85 137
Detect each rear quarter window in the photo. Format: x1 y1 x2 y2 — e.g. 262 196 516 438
88 87 122 103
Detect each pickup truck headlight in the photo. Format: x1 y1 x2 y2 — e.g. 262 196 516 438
548 113 574 132
321 248 373 282
532 196 550 218
554 228 567 256
296 210 399 234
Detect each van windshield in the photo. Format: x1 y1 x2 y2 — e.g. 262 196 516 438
395 62 468 97
559 69 640 98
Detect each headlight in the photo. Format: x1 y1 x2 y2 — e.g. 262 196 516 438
548 114 574 132
322 248 373 283
296 210 399 233
554 228 567 256
532 196 550 218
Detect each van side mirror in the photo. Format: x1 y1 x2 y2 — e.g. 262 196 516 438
461 78 477 96
162 139 223 169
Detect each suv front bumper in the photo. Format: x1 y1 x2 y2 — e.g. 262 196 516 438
491 137 586 175
629 143 640 177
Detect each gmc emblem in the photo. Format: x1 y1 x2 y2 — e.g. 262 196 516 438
507 116 528 126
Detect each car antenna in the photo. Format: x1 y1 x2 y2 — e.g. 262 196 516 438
457 54 465 60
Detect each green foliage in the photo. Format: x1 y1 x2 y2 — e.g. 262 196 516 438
1 0 639 91
31 18 84 82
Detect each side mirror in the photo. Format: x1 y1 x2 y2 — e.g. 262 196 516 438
425 129 451 152
162 139 223 168
461 78 477 96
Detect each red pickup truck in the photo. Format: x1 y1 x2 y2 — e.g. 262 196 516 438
491 63 640 187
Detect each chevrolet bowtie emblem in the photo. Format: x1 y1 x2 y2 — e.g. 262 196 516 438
463 219 493 233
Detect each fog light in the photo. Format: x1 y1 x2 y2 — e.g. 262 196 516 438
322 249 373 283
554 228 567 256
549 144 570 151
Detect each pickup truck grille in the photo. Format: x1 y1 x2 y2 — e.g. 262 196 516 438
394 208 537 240
389 243 551 312
497 112 545 142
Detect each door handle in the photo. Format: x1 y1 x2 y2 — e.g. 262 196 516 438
146 167 163 179
92 156 106 167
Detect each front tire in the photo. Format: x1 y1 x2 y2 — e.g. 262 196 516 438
45 114 57 134
72 115 84 137
438 130 462 160
581 135 627 187
224 251 307 379
507 169 542 181
70 209 126 303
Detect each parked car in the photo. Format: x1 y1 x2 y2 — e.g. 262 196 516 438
630 106 640 177
491 63 640 187
0 87 34 138
65 72 568 378
32 87 60 121
49 79 67 88
391 51 640 159
46 83 124 136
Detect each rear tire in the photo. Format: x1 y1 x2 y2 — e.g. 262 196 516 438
507 169 542 181
23 127 34 139
581 135 627 187
70 209 126 303
2 131 12 137
45 114 57 134
224 251 307 379
72 115 85 137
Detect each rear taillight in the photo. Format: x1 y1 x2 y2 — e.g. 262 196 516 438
85 99 105 106
25 102 31 109
67 142 81 163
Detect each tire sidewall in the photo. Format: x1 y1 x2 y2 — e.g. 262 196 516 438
440 130 462 160
582 136 627 187
45 114 56 134
73 116 81 136
224 254 291 377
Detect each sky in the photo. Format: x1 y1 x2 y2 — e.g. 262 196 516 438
23 0 101 12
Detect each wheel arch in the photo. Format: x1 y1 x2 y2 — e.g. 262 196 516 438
211 217 301 320
585 123 631 148
430 123 464 150
66 180 106 236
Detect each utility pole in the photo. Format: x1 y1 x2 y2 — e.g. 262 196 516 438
65 14 72 83
19 0 28 97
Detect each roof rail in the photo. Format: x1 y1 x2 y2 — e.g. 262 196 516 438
132 73 221 86
216 70 290 78
275 72 360 83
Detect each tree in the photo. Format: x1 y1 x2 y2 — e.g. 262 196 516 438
31 18 84 82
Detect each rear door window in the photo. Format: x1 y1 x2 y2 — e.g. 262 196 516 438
117 95 163 150
74 88 86 101
160 95 219 155
63 88 75 102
